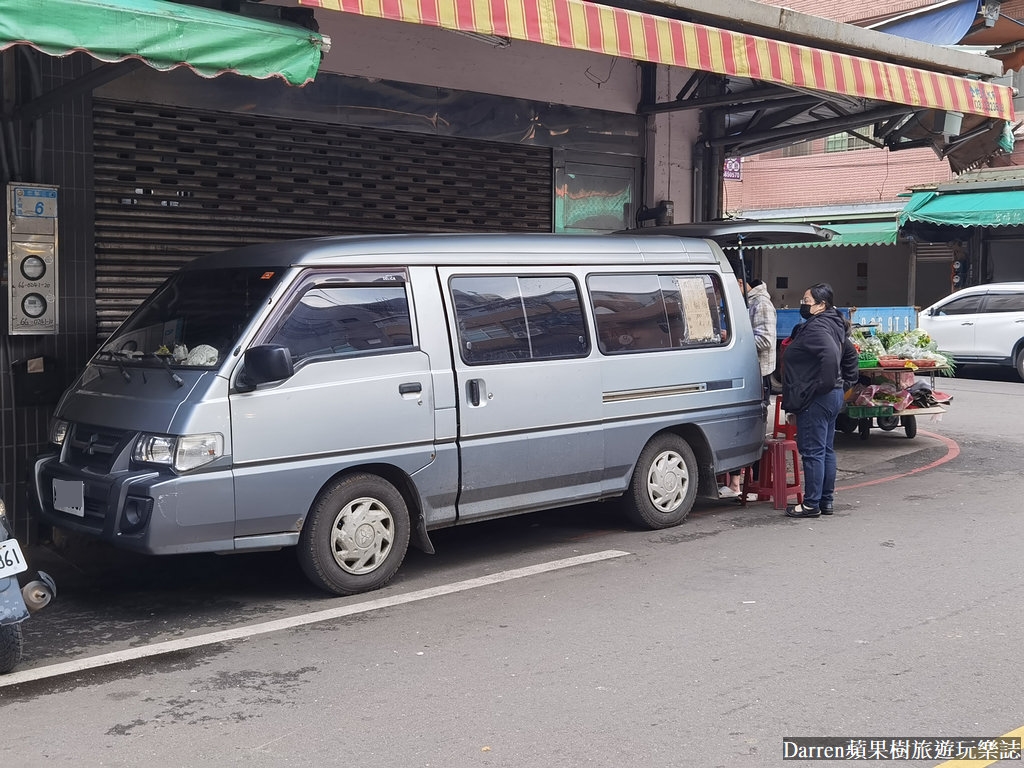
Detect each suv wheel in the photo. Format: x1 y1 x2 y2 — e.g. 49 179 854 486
1016 348 1024 382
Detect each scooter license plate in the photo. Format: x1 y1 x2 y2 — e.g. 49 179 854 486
0 538 28 579
53 478 85 517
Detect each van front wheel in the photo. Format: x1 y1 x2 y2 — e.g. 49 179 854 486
624 434 698 529
298 474 411 596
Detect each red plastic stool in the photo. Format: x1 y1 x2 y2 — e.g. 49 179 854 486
743 438 803 510
772 397 797 440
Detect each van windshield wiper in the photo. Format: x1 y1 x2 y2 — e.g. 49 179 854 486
95 350 133 383
151 353 184 388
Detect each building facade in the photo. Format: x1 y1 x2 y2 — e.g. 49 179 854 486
726 0 1024 311
0 0 1013 534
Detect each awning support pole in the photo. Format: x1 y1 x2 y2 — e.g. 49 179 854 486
711 104 916 156
639 89 818 116
13 60 144 123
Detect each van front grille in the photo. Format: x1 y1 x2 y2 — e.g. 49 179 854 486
66 424 134 473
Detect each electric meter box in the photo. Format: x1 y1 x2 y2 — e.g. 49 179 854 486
7 183 59 335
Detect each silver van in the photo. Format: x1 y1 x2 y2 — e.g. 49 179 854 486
33 233 766 595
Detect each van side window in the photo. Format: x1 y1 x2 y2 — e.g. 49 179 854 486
269 284 413 363
588 273 726 354
984 292 1024 313
451 275 588 364
936 295 984 315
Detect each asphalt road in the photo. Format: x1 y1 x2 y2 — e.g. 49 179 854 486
2 369 1022 767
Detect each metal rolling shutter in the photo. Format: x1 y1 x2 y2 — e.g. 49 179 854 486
914 242 956 261
92 100 553 339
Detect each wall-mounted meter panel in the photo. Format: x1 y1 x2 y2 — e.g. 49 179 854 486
7 183 58 335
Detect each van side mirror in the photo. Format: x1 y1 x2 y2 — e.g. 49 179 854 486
236 345 294 392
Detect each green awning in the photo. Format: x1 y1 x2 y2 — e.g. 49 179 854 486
898 189 1024 228
0 0 328 86
760 221 899 249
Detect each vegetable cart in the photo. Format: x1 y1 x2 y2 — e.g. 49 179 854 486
839 362 950 440
843 328 952 440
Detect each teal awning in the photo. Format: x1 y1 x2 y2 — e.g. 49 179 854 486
760 221 898 249
898 189 1024 228
0 0 328 86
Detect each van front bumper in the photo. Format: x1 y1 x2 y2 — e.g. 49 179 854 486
33 454 236 554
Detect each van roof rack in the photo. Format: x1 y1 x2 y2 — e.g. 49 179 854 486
615 220 834 248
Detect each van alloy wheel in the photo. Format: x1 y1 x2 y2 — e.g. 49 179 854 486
623 433 698 529
299 473 411 596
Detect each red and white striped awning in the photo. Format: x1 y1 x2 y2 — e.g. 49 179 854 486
298 0 1015 121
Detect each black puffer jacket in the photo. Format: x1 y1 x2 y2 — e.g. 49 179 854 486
782 308 858 414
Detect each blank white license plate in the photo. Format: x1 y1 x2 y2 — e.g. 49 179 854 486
53 478 85 517
0 538 27 579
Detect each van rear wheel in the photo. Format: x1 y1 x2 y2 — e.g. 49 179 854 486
623 434 698 529
298 473 411 596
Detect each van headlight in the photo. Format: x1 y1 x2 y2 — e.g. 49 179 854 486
50 418 69 446
132 433 224 472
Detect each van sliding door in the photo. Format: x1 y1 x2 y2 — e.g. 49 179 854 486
440 268 603 522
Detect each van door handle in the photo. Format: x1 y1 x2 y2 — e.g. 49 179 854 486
399 382 422 395
467 378 481 407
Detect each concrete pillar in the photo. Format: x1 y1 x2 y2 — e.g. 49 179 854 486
644 65 699 223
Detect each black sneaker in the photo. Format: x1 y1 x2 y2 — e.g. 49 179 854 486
820 504 834 516
785 503 820 518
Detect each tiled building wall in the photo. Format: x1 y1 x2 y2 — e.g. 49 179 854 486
724 143 955 214
1 52 95 541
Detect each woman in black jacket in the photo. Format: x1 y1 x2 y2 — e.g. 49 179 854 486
781 282 859 518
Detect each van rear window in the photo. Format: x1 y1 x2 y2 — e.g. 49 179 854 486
451 275 589 364
588 273 727 354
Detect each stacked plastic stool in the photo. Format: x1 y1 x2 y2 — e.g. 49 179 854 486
771 396 797 440
741 397 803 510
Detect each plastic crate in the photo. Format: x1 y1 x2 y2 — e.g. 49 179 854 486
857 358 878 369
845 404 894 419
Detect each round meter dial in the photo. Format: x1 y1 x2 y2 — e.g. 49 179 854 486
21 293 48 318
20 255 46 281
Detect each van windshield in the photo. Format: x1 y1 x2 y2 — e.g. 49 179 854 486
97 266 286 369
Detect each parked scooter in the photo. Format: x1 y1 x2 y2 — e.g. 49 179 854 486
0 497 56 673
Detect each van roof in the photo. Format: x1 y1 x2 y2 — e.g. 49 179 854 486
180 232 727 271
617 221 834 248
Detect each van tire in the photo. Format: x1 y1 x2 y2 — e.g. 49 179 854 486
623 434 698 529
0 623 23 674
298 473 411 596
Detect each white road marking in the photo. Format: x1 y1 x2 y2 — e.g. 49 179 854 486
0 549 630 688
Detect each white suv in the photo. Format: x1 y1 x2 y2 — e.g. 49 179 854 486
918 282 1024 380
